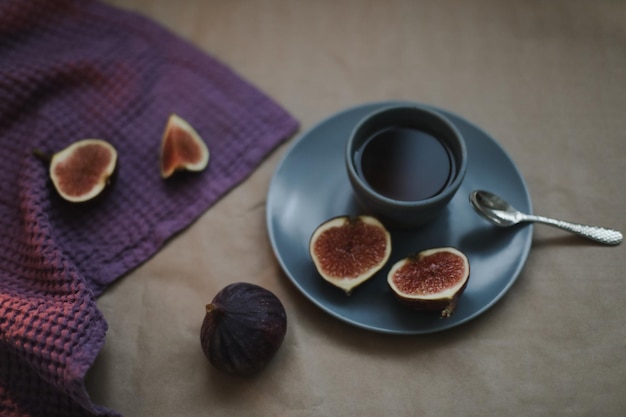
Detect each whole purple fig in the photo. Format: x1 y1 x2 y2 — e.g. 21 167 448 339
200 282 287 376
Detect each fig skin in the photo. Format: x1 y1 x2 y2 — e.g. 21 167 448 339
34 139 118 203
309 215 392 295
160 113 209 179
387 247 470 318
200 282 287 376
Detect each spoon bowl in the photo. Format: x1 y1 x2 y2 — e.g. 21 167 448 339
469 190 623 246
469 190 523 227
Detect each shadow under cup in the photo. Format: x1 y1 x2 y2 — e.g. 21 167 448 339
346 105 467 229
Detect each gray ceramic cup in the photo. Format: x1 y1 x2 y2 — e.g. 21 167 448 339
346 105 467 228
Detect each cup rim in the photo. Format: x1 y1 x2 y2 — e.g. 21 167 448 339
346 104 468 208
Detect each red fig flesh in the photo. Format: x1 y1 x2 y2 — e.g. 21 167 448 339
387 247 470 318
160 114 209 178
47 139 117 203
310 215 391 295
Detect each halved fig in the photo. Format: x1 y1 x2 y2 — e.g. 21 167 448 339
309 215 391 295
160 114 209 179
37 139 118 203
387 247 470 318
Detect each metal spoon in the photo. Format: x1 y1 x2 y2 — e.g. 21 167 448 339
469 190 623 246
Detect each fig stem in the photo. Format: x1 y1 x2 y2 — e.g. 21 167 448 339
32 148 52 163
441 298 458 319
206 303 217 314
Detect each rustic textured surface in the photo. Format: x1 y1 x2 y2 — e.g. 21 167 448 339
3 0 625 416
92 1 625 416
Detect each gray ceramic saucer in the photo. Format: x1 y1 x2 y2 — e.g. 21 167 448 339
266 101 533 335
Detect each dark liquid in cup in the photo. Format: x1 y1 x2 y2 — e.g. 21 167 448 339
355 127 454 201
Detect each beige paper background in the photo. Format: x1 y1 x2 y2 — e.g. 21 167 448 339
87 1 626 416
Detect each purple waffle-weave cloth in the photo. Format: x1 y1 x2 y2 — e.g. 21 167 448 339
0 1 298 416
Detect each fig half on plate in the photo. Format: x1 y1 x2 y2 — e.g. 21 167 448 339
387 247 470 318
309 215 391 295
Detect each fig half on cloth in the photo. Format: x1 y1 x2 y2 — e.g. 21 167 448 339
388 247 470 318
160 113 209 178
310 215 392 295
37 138 118 203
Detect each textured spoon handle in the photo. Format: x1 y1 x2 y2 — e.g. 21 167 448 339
527 215 623 245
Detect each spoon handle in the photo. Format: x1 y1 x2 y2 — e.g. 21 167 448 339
524 214 623 245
